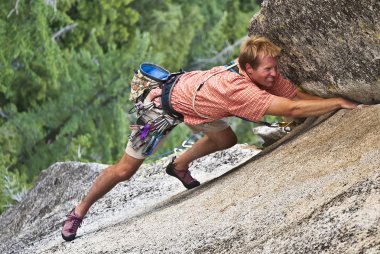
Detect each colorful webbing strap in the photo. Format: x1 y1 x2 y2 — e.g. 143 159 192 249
191 62 239 119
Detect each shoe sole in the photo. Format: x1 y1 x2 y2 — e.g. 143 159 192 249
62 233 76 242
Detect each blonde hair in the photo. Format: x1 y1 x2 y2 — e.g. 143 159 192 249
238 35 281 72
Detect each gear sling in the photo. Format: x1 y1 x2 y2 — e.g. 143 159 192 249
128 62 239 156
128 63 184 156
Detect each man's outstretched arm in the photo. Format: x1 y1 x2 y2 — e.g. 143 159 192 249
266 95 358 118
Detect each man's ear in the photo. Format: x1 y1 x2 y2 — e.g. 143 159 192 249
245 63 253 74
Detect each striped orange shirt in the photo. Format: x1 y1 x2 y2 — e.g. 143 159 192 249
150 62 297 125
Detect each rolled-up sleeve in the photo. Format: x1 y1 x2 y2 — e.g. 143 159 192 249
267 74 297 99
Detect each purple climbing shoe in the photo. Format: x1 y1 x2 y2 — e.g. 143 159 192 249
166 158 200 189
61 208 83 241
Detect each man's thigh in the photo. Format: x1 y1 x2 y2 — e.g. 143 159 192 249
186 118 229 133
125 130 171 159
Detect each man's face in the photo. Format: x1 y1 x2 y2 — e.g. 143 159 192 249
246 55 278 89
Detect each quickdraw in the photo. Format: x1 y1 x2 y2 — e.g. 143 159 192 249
268 121 298 133
128 100 181 156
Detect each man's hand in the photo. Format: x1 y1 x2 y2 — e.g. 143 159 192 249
339 98 359 109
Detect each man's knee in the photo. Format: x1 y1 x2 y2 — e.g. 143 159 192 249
112 154 144 181
222 132 237 149
207 128 237 150
113 164 134 181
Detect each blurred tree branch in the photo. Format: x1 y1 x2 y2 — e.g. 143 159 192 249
52 24 78 41
190 36 248 69
7 0 20 18
44 0 57 12
8 0 57 19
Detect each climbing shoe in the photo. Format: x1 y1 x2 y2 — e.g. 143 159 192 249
61 208 83 241
166 158 200 189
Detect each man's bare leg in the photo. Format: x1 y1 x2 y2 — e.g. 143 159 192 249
61 153 144 241
174 127 237 171
74 153 144 218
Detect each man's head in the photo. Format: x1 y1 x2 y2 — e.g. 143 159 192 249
239 36 281 89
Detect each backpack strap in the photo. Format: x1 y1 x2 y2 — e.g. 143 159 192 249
225 60 239 74
191 62 238 119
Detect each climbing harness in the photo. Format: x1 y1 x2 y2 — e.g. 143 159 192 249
161 74 184 120
128 63 184 156
128 106 181 156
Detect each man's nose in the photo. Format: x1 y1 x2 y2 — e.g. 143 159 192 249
270 69 277 76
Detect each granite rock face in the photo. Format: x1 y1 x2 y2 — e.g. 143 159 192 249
0 145 258 254
3 104 378 254
1 1 379 253
250 0 380 103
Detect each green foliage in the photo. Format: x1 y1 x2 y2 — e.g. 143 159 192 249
1 32 151 180
185 0 260 69
53 0 139 51
129 0 204 69
0 0 61 111
0 166 29 213
0 0 261 212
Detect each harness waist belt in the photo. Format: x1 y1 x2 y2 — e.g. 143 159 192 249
161 74 183 120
